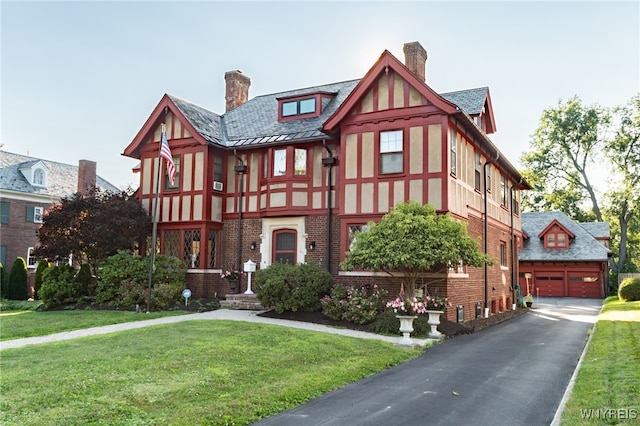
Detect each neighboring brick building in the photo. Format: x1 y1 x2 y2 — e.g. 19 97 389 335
123 41 530 322
519 211 611 298
0 151 118 293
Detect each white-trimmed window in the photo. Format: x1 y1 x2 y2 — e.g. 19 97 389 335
26 206 44 223
474 152 481 191
33 168 46 186
499 241 507 267
27 247 38 268
450 129 457 175
380 130 403 174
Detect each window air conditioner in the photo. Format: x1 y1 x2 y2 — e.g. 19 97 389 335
213 181 224 191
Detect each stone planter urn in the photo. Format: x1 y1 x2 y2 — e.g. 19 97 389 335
396 315 418 346
426 310 443 339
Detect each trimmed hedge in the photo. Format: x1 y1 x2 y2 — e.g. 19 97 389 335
618 277 640 302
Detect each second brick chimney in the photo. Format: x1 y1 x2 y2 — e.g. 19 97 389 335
225 70 251 112
77 159 97 195
403 42 428 82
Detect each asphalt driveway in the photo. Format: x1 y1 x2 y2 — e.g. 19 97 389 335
253 297 602 426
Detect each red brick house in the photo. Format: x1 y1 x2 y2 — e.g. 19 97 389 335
0 151 118 292
123 42 530 322
519 211 611 298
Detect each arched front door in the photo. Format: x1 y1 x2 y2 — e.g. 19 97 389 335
273 229 296 264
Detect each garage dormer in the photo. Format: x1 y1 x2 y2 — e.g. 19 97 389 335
277 92 336 122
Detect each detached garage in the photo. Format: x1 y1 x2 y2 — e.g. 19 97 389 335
519 211 611 299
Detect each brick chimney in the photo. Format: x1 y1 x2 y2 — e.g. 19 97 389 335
225 70 251 112
77 159 97 195
403 42 428 82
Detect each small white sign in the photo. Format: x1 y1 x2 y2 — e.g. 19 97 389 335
182 289 192 299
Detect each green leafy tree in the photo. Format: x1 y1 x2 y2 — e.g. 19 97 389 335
341 201 491 298
521 96 608 220
34 188 151 276
8 257 28 300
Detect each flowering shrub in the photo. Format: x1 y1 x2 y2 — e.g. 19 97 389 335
220 269 245 281
321 284 388 324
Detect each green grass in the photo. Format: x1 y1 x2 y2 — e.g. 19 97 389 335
0 321 421 425
0 309 190 341
560 296 640 425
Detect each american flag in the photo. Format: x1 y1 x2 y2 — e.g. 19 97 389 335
160 130 176 185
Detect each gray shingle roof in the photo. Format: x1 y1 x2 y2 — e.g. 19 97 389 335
519 211 611 262
440 87 488 115
169 80 489 148
0 150 119 198
579 221 610 239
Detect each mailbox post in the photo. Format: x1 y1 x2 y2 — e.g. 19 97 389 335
244 259 256 295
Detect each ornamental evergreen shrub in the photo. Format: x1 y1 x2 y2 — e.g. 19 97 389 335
8 257 28 300
618 277 640 302
75 263 95 297
33 260 50 300
39 265 83 307
0 263 9 299
255 262 332 313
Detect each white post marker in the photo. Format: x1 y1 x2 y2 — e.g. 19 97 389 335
244 259 256 295
182 288 192 306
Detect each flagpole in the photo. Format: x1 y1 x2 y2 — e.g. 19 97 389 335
147 123 165 313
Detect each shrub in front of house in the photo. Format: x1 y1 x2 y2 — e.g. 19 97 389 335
39 264 84 307
33 260 50 300
0 263 9 299
618 277 640 302
255 262 332 313
8 257 28 300
96 251 186 310
321 283 388 324
370 309 430 337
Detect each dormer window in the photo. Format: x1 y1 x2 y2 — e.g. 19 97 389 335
282 98 316 117
34 169 45 186
18 161 48 187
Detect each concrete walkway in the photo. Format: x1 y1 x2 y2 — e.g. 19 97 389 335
0 308 433 351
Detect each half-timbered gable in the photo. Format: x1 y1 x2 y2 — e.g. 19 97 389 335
124 41 531 321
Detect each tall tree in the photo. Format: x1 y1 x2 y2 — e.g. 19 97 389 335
341 201 491 298
521 96 609 221
34 189 151 275
604 94 640 274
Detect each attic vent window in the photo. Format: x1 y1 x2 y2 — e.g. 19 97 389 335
282 98 316 117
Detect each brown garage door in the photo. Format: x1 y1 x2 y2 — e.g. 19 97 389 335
535 273 565 296
568 274 602 298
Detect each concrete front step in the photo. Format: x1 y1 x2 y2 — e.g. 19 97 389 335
220 293 265 311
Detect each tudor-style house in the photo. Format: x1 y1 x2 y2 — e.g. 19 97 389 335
519 211 611 298
124 42 530 322
0 151 118 292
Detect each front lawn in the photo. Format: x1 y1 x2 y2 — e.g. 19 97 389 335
0 309 190 341
560 296 640 425
0 321 421 425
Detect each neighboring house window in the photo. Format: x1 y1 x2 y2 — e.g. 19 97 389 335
448 260 465 273
183 230 201 268
512 190 520 215
450 130 457 175
274 149 287 176
0 245 6 266
380 130 403 174
165 156 180 190
282 98 316 117
55 254 72 267
213 156 223 183
27 247 38 268
348 224 369 251
545 232 568 248
474 152 481 191
500 175 508 206
33 168 46 186
294 149 307 175
273 230 296 264
0 201 9 224
499 241 507 267
208 230 218 268
26 206 44 223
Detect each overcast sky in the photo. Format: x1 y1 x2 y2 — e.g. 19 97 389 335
2 1 638 191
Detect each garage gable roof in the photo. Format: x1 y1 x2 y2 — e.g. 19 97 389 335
519 211 611 262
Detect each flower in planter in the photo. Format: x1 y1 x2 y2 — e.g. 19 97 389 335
423 294 452 311
220 269 245 281
386 296 427 316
